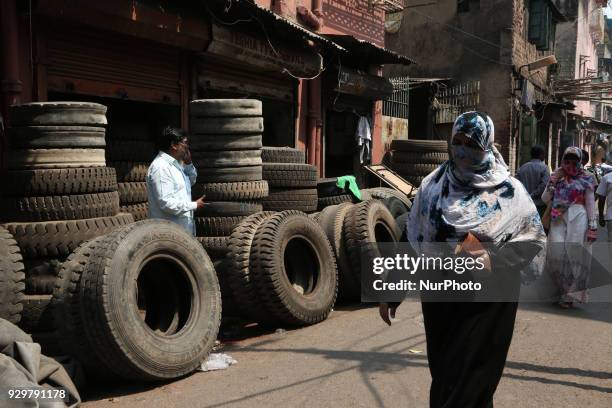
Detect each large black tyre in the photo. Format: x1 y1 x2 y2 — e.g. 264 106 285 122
8 126 106 148
261 147 305 164
343 201 400 294
379 197 410 219
6 148 106 169
262 188 318 212
192 181 268 201
190 134 262 151
24 259 61 295
317 203 359 300
120 203 149 222
77 220 221 381
263 163 317 188
3 213 134 258
191 117 264 134
391 151 448 164
52 237 111 374
226 212 275 322
10 102 107 127
105 141 156 162
196 236 231 259
390 139 448 153
2 167 118 197
250 211 338 325
0 192 120 222
195 216 245 236
192 150 262 168
0 227 25 323
316 177 344 198
118 182 148 203
196 166 262 183
197 201 263 217
18 294 55 333
190 99 262 117
361 187 412 210
108 162 148 182
389 162 440 176
317 194 354 210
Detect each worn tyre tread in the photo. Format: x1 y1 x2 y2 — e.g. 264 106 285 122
108 162 148 182
0 226 26 323
192 181 268 201
262 163 317 188
196 216 245 236
120 203 149 221
261 147 305 164
117 182 148 204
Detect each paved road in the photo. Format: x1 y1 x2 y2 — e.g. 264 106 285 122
83 300 612 408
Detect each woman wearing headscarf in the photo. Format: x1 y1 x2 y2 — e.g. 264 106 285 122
379 112 546 408
542 147 597 308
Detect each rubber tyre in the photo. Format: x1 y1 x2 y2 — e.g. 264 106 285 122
190 99 262 117
392 151 448 164
18 294 55 333
261 147 305 164
226 212 275 323
195 216 245 236
263 163 317 188
78 220 221 381
316 177 345 197
108 162 149 182
0 227 25 323
317 194 354 210
2 167 118 197
10 102 107 126
390 139 448 153
343 201 400 294
6 148 106 169
9 126 106 148
262 188 318 212
380 197 410 219
250 211 338 326
197 236 231 259
395 212 409 238
389 162 440 176
120 203 149 222
0 191 120 222
361 187 412 210
196 166 262 183
192 150 262 168
118 182 148 203
197 201 263 217
190 134 262 151
3 213 134 258
24 259 61 295
191 117 264 134
106 141 156 162
317 203 359 300
192 181 268 201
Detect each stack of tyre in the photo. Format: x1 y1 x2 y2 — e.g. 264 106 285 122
389 139 448 187
0 102 133 345
105 121 156 221
225 210 338 326
188 99 268 260
261 147 318 212
316 199 401 301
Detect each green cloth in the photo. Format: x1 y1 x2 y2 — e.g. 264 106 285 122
336 175 362 200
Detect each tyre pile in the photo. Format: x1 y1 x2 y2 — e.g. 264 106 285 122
261 147 318 212
106 121 156 221
0 102 134 343
389 139 448 187
189 99 268 259
316 177 357 210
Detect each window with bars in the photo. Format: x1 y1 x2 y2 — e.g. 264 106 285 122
383 77 410 119
433 81 480 124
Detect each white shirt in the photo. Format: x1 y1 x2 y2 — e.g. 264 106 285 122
146 151 197 235
596 172 612 220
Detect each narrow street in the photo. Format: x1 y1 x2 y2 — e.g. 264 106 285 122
84 301 612 408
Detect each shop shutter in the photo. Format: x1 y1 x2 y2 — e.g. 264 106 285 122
43 26 181 105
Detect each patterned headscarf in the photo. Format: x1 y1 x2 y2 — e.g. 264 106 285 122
408 112 545 249
549 147 596 219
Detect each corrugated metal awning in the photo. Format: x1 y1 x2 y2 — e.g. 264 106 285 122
322 34 415 65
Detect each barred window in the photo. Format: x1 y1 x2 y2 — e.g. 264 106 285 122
383 77 410 119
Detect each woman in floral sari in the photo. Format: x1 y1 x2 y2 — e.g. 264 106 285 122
542 147 598 308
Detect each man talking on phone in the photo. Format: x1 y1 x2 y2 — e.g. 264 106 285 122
146 126 205 236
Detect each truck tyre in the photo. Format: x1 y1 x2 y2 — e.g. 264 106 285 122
10 102 107 126
190 99 262 117
2 167 117 197
192 181 268 201
6 149 106 169
190 134 262 151
191 117 263 134
0 227 25 323
261 147 305 164
196 166 262 183
192 150 262 168
262 163 317 188
9 126 106 148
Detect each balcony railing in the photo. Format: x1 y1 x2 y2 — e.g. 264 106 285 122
366 0 404 13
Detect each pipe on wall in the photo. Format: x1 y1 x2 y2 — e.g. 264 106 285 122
307 77 322 175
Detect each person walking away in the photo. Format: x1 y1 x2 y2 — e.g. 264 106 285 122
516 145 550 216
542 147 597 308
596 169 612 242
147 126 205 236
379 112 546 408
